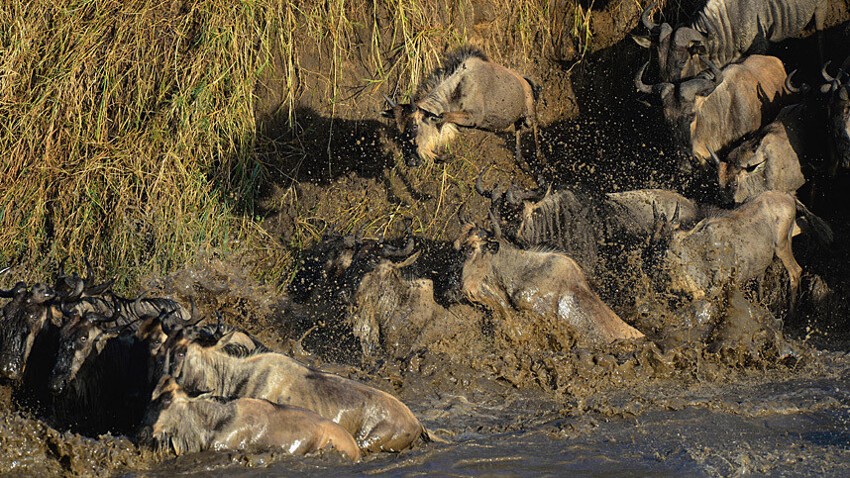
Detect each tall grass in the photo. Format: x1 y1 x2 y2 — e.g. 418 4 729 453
0 0 591 289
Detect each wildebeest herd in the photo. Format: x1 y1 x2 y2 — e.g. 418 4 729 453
2 0 849 468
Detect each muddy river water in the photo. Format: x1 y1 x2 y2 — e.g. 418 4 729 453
129 351 850 477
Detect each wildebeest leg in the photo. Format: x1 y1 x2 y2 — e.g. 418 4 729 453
514 128 524 165
775 231 803 317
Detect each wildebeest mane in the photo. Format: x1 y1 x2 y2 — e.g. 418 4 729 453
416 46 488 100
516 189 603 274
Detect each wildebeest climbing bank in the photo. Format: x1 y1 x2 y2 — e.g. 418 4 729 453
2 0 850 476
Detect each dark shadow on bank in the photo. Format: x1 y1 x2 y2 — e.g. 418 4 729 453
256 106 397 186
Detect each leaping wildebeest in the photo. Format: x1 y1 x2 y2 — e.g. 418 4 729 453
649 191 832 312
382 45 541 166
636 55 790 166
140 375 361 461
633 0 825 82
453 219 644 345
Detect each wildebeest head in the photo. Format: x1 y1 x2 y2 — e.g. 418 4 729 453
633 2 708 82
635 59 723 151
381 95 454 166
52 258 115 302
138 374 186 452
0 282 59 380
47 301 126 395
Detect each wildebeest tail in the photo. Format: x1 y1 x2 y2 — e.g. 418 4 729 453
795 198 833 246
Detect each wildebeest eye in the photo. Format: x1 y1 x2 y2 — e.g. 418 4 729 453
80 336 87 343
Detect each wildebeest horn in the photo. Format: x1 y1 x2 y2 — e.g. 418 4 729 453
635 61 655 94
382 94 397 108
380 237 415 257
0 281 26 299
506 185 543 205
187 298 203 327
475 166 493 199
822 61 835 83
707 147 722 167
641 1 659 30
488 209 502 240
784 70 808 94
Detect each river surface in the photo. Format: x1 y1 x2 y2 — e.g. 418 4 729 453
134 352 850 477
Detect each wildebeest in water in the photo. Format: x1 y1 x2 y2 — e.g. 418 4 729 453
140 375 361 460
159 325 428 453
382 45 541 166
649 191 832 313
633 0 825 82
454 218 644 345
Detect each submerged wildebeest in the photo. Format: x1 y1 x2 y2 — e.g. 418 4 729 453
46 299 203 435
636 55 790 166
140 375 361 461
453 219 644 345
713 102 808 204
633 0 825 81
649 191 832 312
821 59 850 170
382 45 541 166
159 326 427 453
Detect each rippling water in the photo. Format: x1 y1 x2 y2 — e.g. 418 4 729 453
136 356 850 478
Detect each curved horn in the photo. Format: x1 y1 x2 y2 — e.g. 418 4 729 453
822 61 835 83
0 281 26 299
379 237 415 258
785 70 802 93
382 94 397 108
641 1 659 30
475 166 493 199
488 209 502 240
187 298 203 327
707 147 722 168
635 61 655 94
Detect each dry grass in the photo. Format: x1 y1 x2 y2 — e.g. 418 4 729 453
0 0 592 289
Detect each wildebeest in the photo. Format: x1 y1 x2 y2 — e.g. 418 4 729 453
159 327 427 453
821 59 850 170
0 282 62 381
382 45 541 166
453 220 644 345
714 103 808 203
140 375 361 461
636 55 790 166
633 0 825 81
650 191 831 311
477 167 700 275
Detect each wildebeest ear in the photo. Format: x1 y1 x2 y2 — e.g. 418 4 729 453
631 34 653 49
841 87 849 102
381 108 396 119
